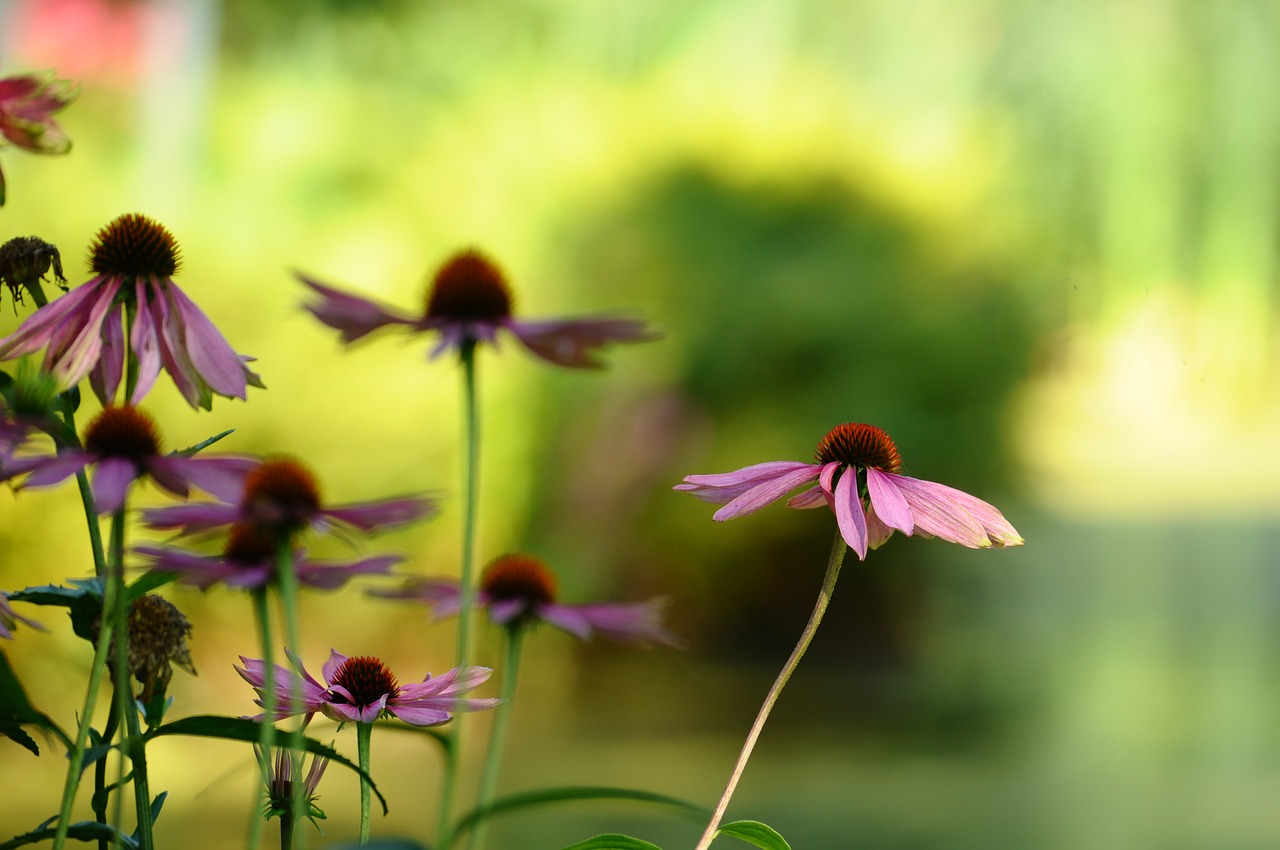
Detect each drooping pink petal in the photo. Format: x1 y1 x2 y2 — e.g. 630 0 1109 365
45 280 121 390
864 505 896 551
883 474 991 548
564 599 683 647
150 454 257 503
507 316 659 368
676 461 818 504
786 485 829 509
321 496 438 533
487 598 526 626
818 461 840 496
384 705 453 726
367 577 466 618
90 457 139 514
144 456 193 500
152 283 208 408
139 502 241 533
535 604 593 638
135 544 251 590
129 280 163 404
297 554 401 590
164 280 251 401
90 302 126 404
0 277 107 360
865 467 914 536
711 464 822 521
10 450 91 487
235 656 327 720
320 649 348 685
833 465 869 560
296 274 419 343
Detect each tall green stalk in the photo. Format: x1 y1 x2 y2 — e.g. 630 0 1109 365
106 510 154 850
692 532 848 850
248 589 279 850
356 722 374 845
437 341 481 850
272 540 307 845
467 626 523 850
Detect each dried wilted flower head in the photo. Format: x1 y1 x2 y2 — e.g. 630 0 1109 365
106 594 196 703
0 236 66 309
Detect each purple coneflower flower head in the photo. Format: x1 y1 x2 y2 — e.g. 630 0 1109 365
140 456 437 540
0 404 256 514
135 521 402 591
676 422 1024 561
0 213 264 408
0 590 45 639
236 650 500 726
298 248 659 368
256 744 329 826
373 553 683 647
0 67 75 205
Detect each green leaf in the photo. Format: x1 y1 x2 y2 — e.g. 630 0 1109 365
714 820 791 850
144 715 388 814
8 581 103 642
125 571 177 601
0 650 71 752
0 819 139 849
453 786 708 841
176 428 234 456
559 835 664 850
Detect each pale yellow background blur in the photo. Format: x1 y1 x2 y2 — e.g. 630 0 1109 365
2 1 1279 848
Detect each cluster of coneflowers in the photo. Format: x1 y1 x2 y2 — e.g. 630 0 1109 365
0 60 1022 850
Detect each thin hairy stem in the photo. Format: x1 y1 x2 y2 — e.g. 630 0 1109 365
357 722 374 845
248 589 279 850
467 626 523 850
692 532 848 850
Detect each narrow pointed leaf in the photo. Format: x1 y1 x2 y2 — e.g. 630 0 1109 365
454 786 708 839
144 715 388 814
715 820 791 850
0 820 139 849
0 650 71 751
176 428 234 456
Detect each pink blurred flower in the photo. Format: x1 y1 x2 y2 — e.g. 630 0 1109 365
373 552 682 647
0 65 75 205
0 213 264 409
298 248 659 368
0 591 45 639
236 650 500 726
139 456 436 538
135 522 402 591
676 422 1023 560
0 404 255 514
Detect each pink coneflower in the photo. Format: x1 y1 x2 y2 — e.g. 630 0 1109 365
298 249 659 368
139 456 436 538
676 422 1023 560
0 66 75 205
236 650 500 726
0 213 264 409
0 591 45 639
374 553 682 647
135 522 402 591
0 404 255 513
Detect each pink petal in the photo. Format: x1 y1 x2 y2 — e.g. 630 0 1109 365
565 599 682 647
833 466 868 560
129 281 162 404
320 649 348 685
0 278 106 360
90 457 139 514
508 316 659 368
15 451 91 487
712 465 822 521
385 705 453 726
322 496 438 533
47 280 121 390
865 467 914 536
90 302 125 404
296 273 418 343
164 281 250 400
884 474 992 548
786 485 828 509
297 555 401 590
152 282 206 408
139 502 240 533
367 577 466 618
865 505 896 551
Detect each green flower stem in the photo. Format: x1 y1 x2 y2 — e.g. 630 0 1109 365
279 807 295 850
273 540 307 841
438 340 481 850
93 702 120 850
105 510 154 850
692 532 848 850
55 408 107 578
467 625 524 850
50 562 121 850
248 589 279 850
357 722 374 845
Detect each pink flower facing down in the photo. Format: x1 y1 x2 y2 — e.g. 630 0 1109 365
140 456 437 539
374 552 682 647
236 650 500 726
135 521 402 592
0 67 75 205
299 248 660 368
0 591 45 639
0 405 254 514
676 422 1024 561
0 213 264 409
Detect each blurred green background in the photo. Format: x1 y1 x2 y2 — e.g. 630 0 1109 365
3 0 1280 847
